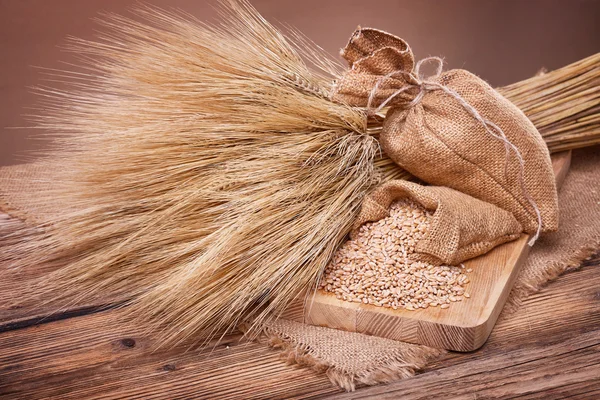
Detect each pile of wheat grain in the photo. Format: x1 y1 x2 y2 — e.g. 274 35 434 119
320 200 471 310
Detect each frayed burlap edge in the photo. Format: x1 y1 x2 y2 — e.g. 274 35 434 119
253 323 444 392
503 241 599 314
0 162 56 225
0 196 29 224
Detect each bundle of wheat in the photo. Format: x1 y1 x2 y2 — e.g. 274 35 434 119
501 53 600 153
2 2 380 346
1 1 598 347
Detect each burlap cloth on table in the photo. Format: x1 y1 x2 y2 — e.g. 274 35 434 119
1 146 599 391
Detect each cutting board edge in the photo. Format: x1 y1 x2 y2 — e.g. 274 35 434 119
301 150 571 352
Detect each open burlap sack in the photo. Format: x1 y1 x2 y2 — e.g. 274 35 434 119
351 180 523 266
332 28 559 237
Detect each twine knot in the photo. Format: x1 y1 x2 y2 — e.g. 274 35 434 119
366 57 445 113
365 57 544 246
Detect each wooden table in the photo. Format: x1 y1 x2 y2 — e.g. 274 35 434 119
0 216 598 399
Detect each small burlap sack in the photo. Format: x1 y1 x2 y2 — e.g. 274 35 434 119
332 28 559 237
352 180 522 265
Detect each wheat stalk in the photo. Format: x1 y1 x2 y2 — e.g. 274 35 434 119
501 53 600 153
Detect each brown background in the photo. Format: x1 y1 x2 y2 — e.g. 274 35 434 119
1 0 598 166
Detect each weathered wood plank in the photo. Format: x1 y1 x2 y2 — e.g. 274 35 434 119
0 313 340 400
325 255 600 400
0 254 597 399
327 332 600 400
0 152 595 398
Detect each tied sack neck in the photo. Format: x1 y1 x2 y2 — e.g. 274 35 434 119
331 28 559 244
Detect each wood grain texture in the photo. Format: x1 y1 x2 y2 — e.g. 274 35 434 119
301 151 572 351
0 253 597 399
2 150 599 399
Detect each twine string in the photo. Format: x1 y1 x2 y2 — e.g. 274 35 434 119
368 57 542 245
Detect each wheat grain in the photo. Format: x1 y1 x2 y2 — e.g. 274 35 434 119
319 200 471 310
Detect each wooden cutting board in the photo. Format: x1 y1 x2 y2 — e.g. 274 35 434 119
285 151 572 352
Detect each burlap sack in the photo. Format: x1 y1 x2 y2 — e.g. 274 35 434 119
351 180 522 265
332 28 559 236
